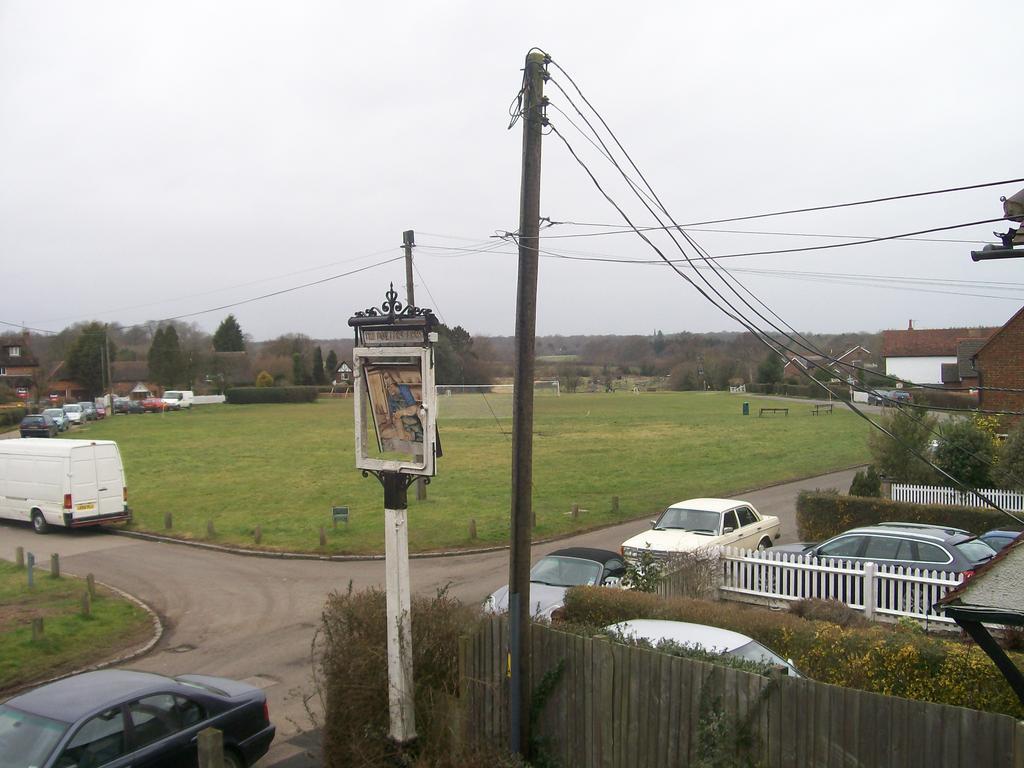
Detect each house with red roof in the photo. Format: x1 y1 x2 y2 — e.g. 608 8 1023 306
882 322 996 385
974 305 1024 420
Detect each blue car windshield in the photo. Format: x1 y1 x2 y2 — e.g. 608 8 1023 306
529 556 604 587
0 705 68 768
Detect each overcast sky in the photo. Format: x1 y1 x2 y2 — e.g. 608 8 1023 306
1 2 1021 341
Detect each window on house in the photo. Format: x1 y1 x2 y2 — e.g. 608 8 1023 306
0 367 6 376
7 346 20 357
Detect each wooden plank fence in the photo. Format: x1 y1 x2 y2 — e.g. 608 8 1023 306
460 617 1024 767
892 483 1024 512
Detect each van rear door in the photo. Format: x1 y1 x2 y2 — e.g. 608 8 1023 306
69 443 100 522
93 443 126 518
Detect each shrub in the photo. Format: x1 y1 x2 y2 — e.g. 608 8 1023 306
867 408 938 484
933 417 993 489
908 388 978 411
559 586 1024 717
848 465 881 497
789 598 869 628
0 406 28 428
225 386 318 404
318 586 515 768
255 370 274 387
993 420 1024 492
795 491 1014 540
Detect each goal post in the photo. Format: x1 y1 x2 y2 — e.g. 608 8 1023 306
435 380 560 397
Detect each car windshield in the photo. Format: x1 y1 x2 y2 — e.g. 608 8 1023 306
654 508 721 534
729 641 800 676
64 405 81 412
955 538 997 565
0 705 68 768
529 556 604 587
43 410 63 418
164 393 182 400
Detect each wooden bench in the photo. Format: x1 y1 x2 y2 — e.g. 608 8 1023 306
811 404 833 416
759 407 788 417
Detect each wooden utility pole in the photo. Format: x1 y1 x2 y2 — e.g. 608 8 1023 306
404 229 428 502
508 49 546 758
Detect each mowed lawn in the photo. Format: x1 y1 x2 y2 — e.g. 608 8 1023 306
0 562 152 692
69 392 869 554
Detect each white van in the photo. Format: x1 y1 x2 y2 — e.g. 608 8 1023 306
0 439 132 534
161 390 194 410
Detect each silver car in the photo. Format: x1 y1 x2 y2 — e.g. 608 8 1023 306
62 403 85 425
42 408 69 432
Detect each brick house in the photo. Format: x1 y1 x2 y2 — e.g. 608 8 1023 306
974 305 1024 420
882 323 996 384
0 333 41 397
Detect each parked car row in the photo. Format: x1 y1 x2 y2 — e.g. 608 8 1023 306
18 401 106 438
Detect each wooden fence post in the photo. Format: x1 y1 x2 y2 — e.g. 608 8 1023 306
611 496 620 514
469 519 477 540
196 727 225 768
862 562 877 620
31 617 44 641
319 526 327 547
15 546 24 569
571 503 579 518
206 520 215 538
50 553 60 578
26 553 34 589
253 526 262 545
164 511 173 530
86 573 96 599
81 591 92 617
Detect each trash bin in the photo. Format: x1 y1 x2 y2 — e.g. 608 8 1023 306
742 401 749 416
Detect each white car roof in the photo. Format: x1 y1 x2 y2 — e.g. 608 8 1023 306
606 619 753 652
667 498 751 513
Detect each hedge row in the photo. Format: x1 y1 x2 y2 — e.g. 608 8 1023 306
907 388 979 410
560 586 1024 718
746 382 850 400
0 407 28 428
795 491 1016 540
224 386 319 404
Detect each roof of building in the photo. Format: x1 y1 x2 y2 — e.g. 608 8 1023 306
940 362 961 384
957 339 986 378
882 327 996 358
939 531 1024 623
973 305 1024 361
111 360 150 382
0 334 39 367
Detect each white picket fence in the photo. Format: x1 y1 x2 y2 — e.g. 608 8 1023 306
718 547 963 623
891 483 1024 512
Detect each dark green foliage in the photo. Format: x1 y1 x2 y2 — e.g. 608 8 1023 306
212 314 245 352
67 322 115 397
848 465 881 497
147 326 182 388
994 421 1024 492
0 407 28 427
434 324 492 385
908 389 978 410
224 386 318 403
795 490 1016 540
319 586 513 768
311 346 326 385
867 408 938 484
622 548 663 592
756 352 783 385
291 352 308 385
934 417 993 489
325 349 339 380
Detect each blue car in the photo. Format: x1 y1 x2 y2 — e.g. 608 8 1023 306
0 669 274 768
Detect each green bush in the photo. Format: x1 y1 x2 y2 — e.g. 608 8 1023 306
934 417 993 488
993 420 1024 492
867 408 938 484
560 586 1024 718
795 490 1017 540
0 406 28 428
848 465 881 497
254 370 274 388
225 386 318 404
908 388 978 411
319 586 517 768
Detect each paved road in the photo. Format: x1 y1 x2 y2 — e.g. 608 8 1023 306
0 465 860 766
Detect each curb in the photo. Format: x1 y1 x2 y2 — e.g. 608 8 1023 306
0 572 164 698
108 463 868 561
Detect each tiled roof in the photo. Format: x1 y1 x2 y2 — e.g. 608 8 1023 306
882 327 996 358
0 335 39 367
112 360 150 382
957 339 986 378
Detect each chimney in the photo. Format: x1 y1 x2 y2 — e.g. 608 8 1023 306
907 319 913 331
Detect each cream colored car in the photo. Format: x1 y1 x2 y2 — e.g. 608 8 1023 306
621 498 780 562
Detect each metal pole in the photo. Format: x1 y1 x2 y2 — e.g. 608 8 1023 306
405 230 428 502
508 49 545 757
383 472 416 746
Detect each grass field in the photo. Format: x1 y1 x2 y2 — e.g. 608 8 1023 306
0 562 152 692
67 392 869 554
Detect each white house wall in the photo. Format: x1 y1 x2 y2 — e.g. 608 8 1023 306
885 356 955 384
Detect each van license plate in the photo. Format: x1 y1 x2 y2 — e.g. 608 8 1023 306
75 502 96 512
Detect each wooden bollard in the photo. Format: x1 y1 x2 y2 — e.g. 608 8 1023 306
50 553 60 578
26 553 35 588
206 520 215 538
468 519 477 540
81 591 92 617
572 503 580 519
319 526 327 547
31 617 44 641
612 495 620 514
86 573 96 599
164 511 173 530
197 727 225 768
253 526 262 545
15 546 24 569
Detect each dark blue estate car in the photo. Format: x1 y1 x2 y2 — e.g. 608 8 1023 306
0 669 275 768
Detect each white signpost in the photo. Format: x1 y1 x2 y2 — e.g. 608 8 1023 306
348 284 439 748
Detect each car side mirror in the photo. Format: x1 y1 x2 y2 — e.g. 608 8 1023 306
723 526 735 534
649 520 657 528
